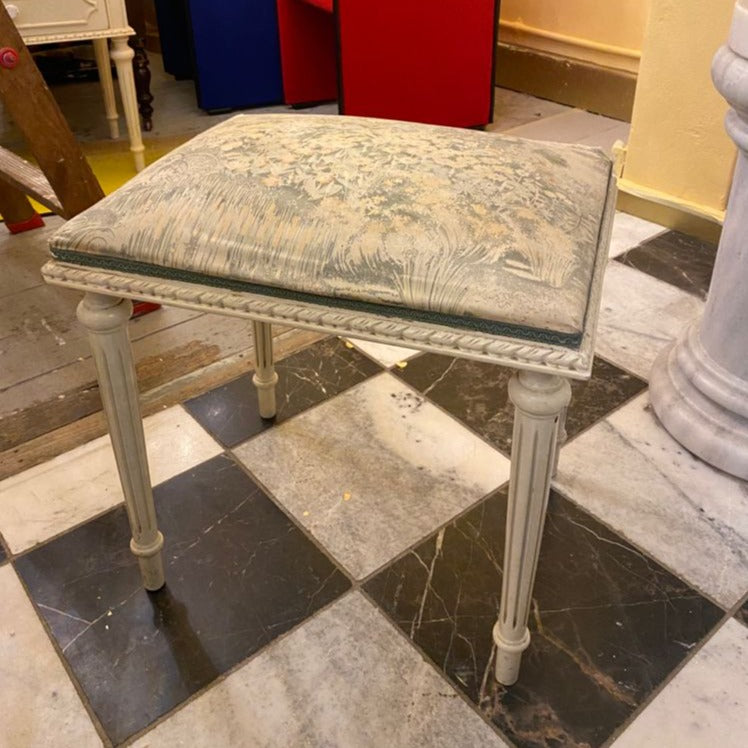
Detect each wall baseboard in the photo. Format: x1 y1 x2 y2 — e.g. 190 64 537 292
498 20 640 75
495 43 637 121
617 191 723 245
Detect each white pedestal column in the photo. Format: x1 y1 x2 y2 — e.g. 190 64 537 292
649 0 748 480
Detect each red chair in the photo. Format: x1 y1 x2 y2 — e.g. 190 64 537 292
276 0 499 128
276 0 337 106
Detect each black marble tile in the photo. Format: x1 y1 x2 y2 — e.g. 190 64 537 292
395 354 646 456
365 488 723 748
615 229 718 299
737 598 748 628
184 337 381 447
15 454 350 745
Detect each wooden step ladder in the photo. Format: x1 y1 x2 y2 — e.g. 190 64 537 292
0 3 104 230
0 3 158 315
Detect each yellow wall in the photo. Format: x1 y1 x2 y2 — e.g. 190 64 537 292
620 0 736 221
499 0 648 73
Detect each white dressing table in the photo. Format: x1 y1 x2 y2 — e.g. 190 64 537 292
4 0 145 171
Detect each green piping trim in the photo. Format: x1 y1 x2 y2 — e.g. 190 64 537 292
51 249 583 348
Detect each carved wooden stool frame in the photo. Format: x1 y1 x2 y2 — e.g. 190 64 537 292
42 180 614 686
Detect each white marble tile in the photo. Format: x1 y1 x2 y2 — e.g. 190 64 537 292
489 87 571 132
613 619 748 747
608 212 666 258
503 109 624 145
556 392 748 607
345 337 421 368
235 373 509 578
595 261 704 380
0 406 222 553
577 120 631 154
134 592 506 748
0 565 102 747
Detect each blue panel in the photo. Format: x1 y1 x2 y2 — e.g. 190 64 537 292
187 0 284 111
154 0 194 80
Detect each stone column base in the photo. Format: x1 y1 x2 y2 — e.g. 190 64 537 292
650 323 748 480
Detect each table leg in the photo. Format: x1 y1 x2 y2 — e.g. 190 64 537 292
110 36 146 172
92 37 119 139
130 35 153 132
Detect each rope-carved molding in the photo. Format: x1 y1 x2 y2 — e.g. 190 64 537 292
42 261 591 375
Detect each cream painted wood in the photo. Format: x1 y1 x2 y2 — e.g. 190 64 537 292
494 370 571 685
41 254 612 379
76 292 164 590
110 36 145 172
92 37 119 139
42 116 616 685
252 320 278 419
6 0 112 36
6 0 145 171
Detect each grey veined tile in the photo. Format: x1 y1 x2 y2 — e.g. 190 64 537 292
616 229 717 299
503 109 623 145
595 261 704 380
608 212 666 259
0 565 101 747
556 392 748 608
612 619 748 747
234 373 509 579
0 406 222 554
133 592 507 748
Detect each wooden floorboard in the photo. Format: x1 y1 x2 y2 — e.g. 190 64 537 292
0 218 325 472
0 326 325 480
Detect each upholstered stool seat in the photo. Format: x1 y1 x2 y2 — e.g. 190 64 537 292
49 115 612 351
42 114 616 687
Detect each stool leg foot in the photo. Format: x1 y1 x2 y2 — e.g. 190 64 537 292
77 293 165 591
495 371 571 685
252 320 278 419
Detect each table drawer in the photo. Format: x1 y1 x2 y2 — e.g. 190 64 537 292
4 0 111 38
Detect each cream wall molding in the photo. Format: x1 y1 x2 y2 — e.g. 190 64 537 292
499 19 641 73
617 176 726 224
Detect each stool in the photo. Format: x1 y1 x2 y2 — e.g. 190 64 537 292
41 114 616 685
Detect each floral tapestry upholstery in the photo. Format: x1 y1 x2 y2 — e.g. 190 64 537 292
50 114 613 347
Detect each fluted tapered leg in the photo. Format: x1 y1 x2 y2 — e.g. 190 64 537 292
494 370 571 685
252 320 278 419
77 293 164 590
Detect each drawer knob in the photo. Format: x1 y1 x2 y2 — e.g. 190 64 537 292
0 47 19 69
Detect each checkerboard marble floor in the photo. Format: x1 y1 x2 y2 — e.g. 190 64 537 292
1 213 747 747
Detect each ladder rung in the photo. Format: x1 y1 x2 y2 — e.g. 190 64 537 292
0 146 63 215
